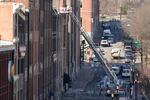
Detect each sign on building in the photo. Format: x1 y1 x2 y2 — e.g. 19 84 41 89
59 6 72 14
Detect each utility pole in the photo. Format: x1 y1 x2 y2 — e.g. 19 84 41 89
120 7 122 20
140 41 143 72
135 72 139 100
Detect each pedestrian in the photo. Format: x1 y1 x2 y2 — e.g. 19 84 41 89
99 88 102 96
63 72 72 92
68 78 72 88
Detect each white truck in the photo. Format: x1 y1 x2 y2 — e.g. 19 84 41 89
111 48 121 59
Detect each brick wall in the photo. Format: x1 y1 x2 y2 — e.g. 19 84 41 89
0 50 14 100
0 2 13 41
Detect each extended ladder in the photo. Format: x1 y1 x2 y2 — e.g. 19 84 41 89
70 12 118 83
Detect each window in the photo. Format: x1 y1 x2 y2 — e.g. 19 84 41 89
63 25 66 47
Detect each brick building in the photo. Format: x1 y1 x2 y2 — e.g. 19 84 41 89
28 0 53 100
80 0 100 62
81 0 100 39
52 0 81 99
0 1 29 100
0 40 15 100
0 0 81 100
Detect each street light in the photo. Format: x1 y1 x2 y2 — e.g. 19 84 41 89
135 73 139 100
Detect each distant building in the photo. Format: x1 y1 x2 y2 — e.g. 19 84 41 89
81 0 100 39
0 1 29 41
80 0 100 62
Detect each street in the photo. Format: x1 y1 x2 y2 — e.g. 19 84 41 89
62 62 110 100
62 20 125 100
1 1 150 100
62 19 145 100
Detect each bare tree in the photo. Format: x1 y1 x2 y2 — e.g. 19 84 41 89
128 4 150 56
100 0 129 15
123 3 150 98
139 71 150 99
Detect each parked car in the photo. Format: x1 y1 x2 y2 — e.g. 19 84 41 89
125 55 132 63
122 69 131 77
112 65 120 75
96 75 111 90
108 36 114 44
101 34 114 44
103 29 112 36
102 23 111 30
94 43 100 52
124 46 132 52
105 82 119 97
111 48 120 53
125 51 132 56
122 64 130 69
119 89 126 100
101 39 110 47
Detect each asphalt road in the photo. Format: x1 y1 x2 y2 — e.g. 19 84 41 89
101 20 131 99
62 20 142 100
62 63 112 100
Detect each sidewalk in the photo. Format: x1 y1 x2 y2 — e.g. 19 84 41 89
63 62 95 96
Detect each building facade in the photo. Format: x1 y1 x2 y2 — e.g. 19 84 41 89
0 41 15 100
28 0 53 100
0 1 29 100
52 0 81 99
70 0 81 80
0 0 81 100
81 0 99 39
80 0 99 62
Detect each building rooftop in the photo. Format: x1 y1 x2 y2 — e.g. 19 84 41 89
0 40 15 52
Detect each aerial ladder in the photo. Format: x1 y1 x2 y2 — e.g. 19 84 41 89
69 12 118 84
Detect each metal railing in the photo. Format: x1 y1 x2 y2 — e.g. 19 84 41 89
70 12 118 83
